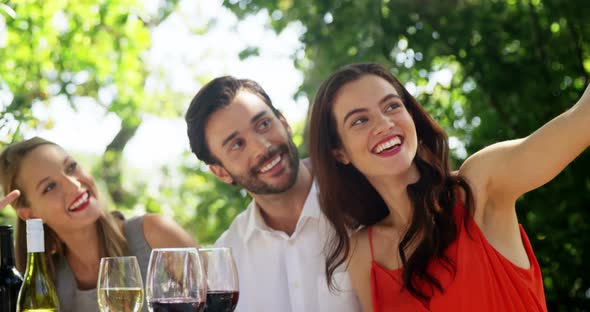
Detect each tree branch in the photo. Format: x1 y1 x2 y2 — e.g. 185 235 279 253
102 120 141 206
98 0 181 207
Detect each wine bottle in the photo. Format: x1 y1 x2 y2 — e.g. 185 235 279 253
1 225 23 312
16 219 60 312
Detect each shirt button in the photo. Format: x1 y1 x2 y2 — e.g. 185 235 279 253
293 282 299 288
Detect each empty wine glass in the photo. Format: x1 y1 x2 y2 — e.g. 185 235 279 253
199 247 239 312
97 256 144 312
145 248 207 312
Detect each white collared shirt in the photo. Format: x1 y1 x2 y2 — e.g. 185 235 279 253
215 182 361 312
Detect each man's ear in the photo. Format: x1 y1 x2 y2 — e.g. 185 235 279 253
332 147 351 165
209 164 234 185
16 207 35 222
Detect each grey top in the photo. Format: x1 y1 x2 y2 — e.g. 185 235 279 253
56 215 152 312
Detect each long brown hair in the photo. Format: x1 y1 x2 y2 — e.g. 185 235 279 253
308 63 474 300
0 137 128 277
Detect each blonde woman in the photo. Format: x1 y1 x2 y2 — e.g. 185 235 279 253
0 137 198 312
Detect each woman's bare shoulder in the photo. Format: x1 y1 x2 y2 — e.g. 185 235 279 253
348 227 371 267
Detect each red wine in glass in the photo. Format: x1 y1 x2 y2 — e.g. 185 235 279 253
149 298 205 312
204 291 239 312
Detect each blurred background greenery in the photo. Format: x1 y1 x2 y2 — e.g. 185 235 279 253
1 0 589 310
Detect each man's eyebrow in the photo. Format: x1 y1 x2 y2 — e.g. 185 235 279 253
222 131 239 148
251 111 267 123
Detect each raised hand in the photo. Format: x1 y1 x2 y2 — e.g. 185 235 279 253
0 190 21 210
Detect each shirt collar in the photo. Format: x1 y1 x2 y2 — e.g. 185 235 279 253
242 180 320 243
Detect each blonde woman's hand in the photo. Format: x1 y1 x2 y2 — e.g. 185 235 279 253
0 190 20 210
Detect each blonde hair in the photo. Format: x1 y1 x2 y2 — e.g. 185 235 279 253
0 137 128 277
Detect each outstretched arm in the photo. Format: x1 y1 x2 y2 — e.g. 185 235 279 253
461 84 590 205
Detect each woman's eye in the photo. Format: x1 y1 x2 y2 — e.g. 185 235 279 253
385 103 400 112
66 162 77 173
351 118 367 127
43 182 56 194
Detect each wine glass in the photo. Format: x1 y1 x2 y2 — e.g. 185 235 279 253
97 256 144 312
199 247 239 312
145 248 207 312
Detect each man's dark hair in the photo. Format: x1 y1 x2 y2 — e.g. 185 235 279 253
185 76 280 164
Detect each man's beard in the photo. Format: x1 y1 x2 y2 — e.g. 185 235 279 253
227 140 300 195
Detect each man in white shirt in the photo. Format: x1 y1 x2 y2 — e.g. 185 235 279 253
185 76 361 312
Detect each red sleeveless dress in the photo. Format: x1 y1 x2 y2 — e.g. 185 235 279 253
368 198 547 311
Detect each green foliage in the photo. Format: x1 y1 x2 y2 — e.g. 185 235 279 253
2 0 589 308
170 154 251 245
0 0 184 212
223 0 590 309
0 0 254 249
239 46 261 60
0 0 151 138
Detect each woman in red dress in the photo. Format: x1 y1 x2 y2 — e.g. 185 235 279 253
308 63 589 311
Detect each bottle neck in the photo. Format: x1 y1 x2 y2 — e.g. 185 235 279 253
0 230 16 268
26 228 45 253
24 250 50 277
24 227 49 278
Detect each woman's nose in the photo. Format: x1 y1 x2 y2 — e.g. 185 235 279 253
62 174 82 193
373 114 395 135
